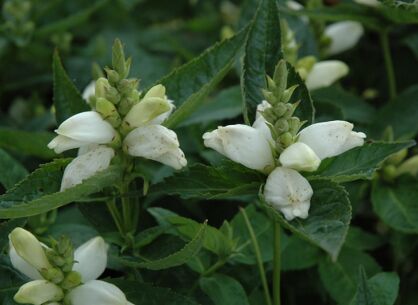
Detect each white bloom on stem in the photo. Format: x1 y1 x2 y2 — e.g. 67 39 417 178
305 60 349 90
66 280 132 305
298 120 366 160
147 99 175 125
14 280 63 305
264 167 313 221
48 111 116 154
279 142 321 172
325 21 364 56
72 237 109 283
124 125 187 170
60 146 114 191
82 81 96 102
252 100 274 144
203 124 275 173
9 241 43 280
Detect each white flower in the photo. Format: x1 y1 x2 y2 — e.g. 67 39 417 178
82 81 96 102
305 60 349 90
354 0 380 7
124 125 187 170
48 111 116 154
203 124 275 173
325 21 364 56
9 240 43 280
60 146 115 191
297 120 366 160
9 228 52 272
264 167 313 221
279 142 321 172
252 100 274 144
14 280 64 305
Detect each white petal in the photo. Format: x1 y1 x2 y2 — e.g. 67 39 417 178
9 228 51 272
67 280 129 305
82 81 96 102
325 21 364 56
14 280 63 305
147 99 175 125
252 116 274 145
77 144 100 156
73 237 109 283
55 111 116 144
48 135 90 154
354 0 380 6
286 0 303 10
264 167 313 221
305 60 349 90
298 120 365 159
279 142 321 172
60 146 114 191
203 124 275 173
124 125 187 170
255 100 272 120
9 241 43 280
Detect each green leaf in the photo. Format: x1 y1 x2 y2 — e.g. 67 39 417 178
241 0 282 123
372 177 418 234
0 255 26 302
318 247 382 305
151 162 264 200
0 149 28 190
108 280 199 305
53 51 89 125
281 234 322 271
199 274 250 305
160 28 249 128
0 128 57 160
117 221 206 270
0 159 122 219
266 178 351 260
312 141 415 183
345 226 384 251
351 269 400 305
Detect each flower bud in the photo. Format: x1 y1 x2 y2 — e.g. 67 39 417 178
105 68 121 85
60 271 82 290
305 60 349 91
264 167 313 221
40 267 64 284
82 81 96 102
279 132 293 147
118 78 139 95
9 241 42 280
296 56 316 80
73 237 108 283
279 142 321 172
274 119 289 134
9 228 52 272
386 149 407 165
95 78 120 104
324 21 364 56
95 98 121 127
66 280 131 305
14 280 63 305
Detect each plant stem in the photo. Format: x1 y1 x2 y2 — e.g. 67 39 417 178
106 199 124 235
380 30 397 100
273 222 281 305
202 258 227 277
240 207 272 305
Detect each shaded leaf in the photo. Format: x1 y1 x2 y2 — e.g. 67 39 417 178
0 149 28 190
200 274 250 305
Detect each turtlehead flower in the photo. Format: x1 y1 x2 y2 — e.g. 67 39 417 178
203 124 275 173
264 167 313 221
279 142 321 172
82 81 96 102
325 21 364 56
305 60 349 90
9 228 133 305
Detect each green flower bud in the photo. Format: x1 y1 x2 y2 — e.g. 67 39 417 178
118 90 140 116
95 98 121 127
60 271 82 290
296 56 316 80
40 267 64 284
281 84 298 104
14 280 63 305
274 119 289 134
273 60 288 98
288 117 301 135
396 155 418 177
95 78 120 104
280 132 293 148
382 164 397 182
386 149 407 165
112 39 131 79
118 79 139 95
273 103 287 117
104 68 120 85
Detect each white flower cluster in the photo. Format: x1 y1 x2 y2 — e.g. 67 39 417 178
203 101 365 221
48 83 187 191
9 227 133 305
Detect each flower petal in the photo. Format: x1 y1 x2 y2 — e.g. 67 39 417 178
279 142 321 172
60 146 114 191
55 111 116 144
264 167 313 221
203 124 275 173
66 280 130 305
298 120 365 159
73 237 109 283
147 99 175 125
48 135 90 154
305 60 349 91
124 125 187 170
82 80 96 102
9 241 43 280
14 280 63 305
325 21 364 56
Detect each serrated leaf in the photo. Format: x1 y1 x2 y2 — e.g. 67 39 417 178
266 178 351 260
0 128 56 160
372 177 418 234
117 221 206 270
241 0 282 123
160 28 249 128
199 274 250 305
53 51 89 125
151 161 264 200
311 141 415 183
0 159 122 219
0 149 28 190
345 226 384 251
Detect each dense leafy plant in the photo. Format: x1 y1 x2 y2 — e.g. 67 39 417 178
0 0 417 304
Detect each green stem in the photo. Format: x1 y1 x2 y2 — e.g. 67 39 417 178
380 30 397 100
106 199 125 235
202 258 227 277
273 222 281 305
240 207 272 305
